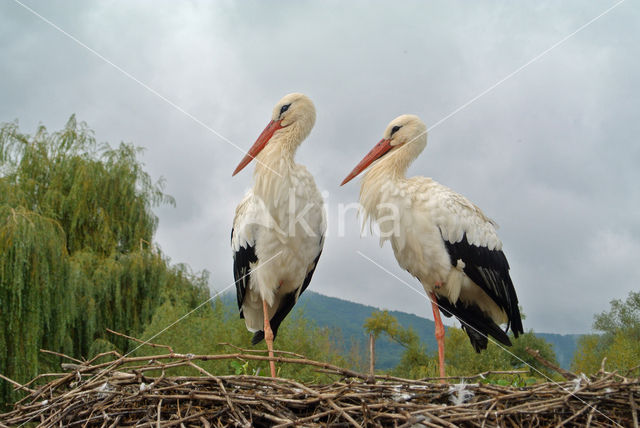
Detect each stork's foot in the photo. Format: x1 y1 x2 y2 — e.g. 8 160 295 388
262 299 277 378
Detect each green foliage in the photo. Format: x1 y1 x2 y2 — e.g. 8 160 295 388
571 334 604 374
279 292 579 370
364 311 559 383
593 291 640 337
0 206 71 400
135 299 353 383
364 310 397 339
0 117 191 406
364 310 434 378
572 291 640 374
444 328 558 380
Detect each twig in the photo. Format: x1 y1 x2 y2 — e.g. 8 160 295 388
525 347 578 380
585 404 597 428
218 342 306 359
417 369 529 382
630 391 639 428
39 349 84 364
600 357 608 373
106 328 174 353
0 373 36 393
156 399 162 427
555 402 592 427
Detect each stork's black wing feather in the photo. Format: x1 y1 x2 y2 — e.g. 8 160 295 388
232 228 257 319
251 247 323 345
443 233 523 348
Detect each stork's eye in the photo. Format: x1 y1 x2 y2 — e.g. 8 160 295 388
390 125 402 136
280 104 291 116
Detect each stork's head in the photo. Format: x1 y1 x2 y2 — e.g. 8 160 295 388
341 114 427 185
233 93 316 176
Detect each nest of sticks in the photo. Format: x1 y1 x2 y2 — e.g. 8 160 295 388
1 335 639 427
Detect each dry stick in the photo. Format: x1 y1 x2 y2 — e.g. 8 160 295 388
42 351 368 380
279 378 363 428
106 328 174 354
199 416 211 428
525 347 578 380
156 398 162 427
397 416 436 428
272 406 348 427
480 400 498 428
80 407 95 428
600 357 608 373
218 342 307 359
416 410 459 428
127 410 208 428
83 350 124 367
327 397 363 428
0 373 36 393
584 403 598 428
555 402 592 428
39 349 85 364
417 369 529 383
211 375 250 426
631 391 639 428
107 414 122 428
20 372 69 390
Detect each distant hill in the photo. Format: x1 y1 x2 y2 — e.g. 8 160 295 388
221 290 581 370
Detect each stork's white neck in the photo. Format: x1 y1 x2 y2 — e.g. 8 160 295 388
359 155 399 229
361 142 414 192
252 135 298 203
358 142 421 231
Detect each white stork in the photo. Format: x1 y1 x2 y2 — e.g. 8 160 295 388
341 114 523 381
231 93 326 377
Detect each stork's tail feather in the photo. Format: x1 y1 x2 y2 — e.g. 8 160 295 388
251 331 264 345
251 327 281 346
436 296 512 353
462 319 512 353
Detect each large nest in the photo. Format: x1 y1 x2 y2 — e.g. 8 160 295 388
1 339 638 427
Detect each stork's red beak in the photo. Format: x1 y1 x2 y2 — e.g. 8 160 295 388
232 119 284 176
340 139 392 185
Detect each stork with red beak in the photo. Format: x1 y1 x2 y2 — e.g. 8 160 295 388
342 115 523 381
232 93 325 378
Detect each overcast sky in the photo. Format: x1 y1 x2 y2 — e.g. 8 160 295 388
1 1 638 334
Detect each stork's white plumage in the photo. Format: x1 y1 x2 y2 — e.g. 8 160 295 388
342 115 523 381
231 93 325 377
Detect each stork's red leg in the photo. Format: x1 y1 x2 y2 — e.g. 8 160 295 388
262 299 277 378
430 290 446 383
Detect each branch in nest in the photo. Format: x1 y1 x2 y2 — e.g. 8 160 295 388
106 328 174 353
0 373 35 394
218 342 307 359
525 347 578 380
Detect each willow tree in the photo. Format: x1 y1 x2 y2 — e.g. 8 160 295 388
0 116 205 405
